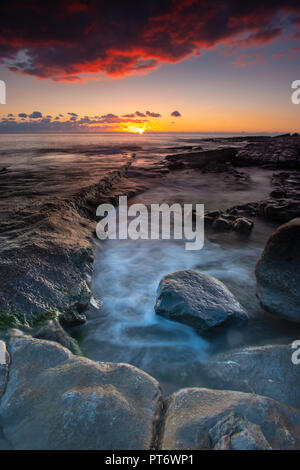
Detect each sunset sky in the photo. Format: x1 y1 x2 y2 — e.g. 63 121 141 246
0 1 299 133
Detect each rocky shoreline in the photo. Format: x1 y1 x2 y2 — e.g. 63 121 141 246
0 156 144 350
0 133 300 449
0 334 299 450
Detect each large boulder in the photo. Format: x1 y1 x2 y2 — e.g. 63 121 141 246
0 336 162 450
255 217 300 322
155 270 248 333
202 344 300 408
159 388 300 450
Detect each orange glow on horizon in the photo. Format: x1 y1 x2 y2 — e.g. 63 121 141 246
117 121 162 134
125 123 147 134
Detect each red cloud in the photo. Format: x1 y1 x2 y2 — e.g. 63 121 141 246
0 1 299 81
232 51 266 67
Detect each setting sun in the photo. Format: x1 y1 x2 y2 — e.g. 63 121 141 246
125 123 147 134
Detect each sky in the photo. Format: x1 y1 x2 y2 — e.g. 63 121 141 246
0 0 299 133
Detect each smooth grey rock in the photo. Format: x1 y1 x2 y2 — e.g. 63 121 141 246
159 388 300 450
155 270 248 333
0 336 162 450
256 218 300 322
202 344 300 409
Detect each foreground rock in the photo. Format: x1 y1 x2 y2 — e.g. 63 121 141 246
256 218 300 322
0 336 162 450
202 344 300 409
165 148 237 170
159 388 300 450
155 270 248 333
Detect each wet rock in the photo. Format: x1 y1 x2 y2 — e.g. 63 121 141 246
212 217 232 232
59 310 86 328
155 270 248 333
159 388 300 450
205 210 254 234
228 202 259 217
166 148 237 170
0 336 162 450
270 189 287 199
205 210 221 219
167 161 185 170
33 318 81 354
202 344 300 408
256 218 300 322
258 199 300 222
233 135 300 169
0 160 134 328
233 217 253 234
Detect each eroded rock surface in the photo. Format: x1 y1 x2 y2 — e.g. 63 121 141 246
202 344 300 408
0 336 162 450
165 148 237 169
0 157 134 329
234 134 300 169
159 388 300 450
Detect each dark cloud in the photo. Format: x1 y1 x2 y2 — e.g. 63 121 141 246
101 113 118 119
1 1 299 81
171 110 181 117
0 111 152 132
29 111 42 119
146 111 161 118
135 111 146 117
